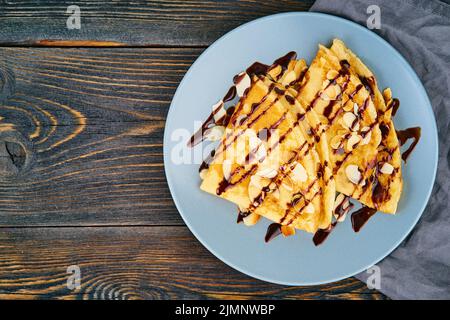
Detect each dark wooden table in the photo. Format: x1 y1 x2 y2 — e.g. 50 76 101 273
0 0 386 300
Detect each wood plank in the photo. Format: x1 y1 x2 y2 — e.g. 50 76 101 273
0 0 314 46
0 226 387 299
0 47 204 226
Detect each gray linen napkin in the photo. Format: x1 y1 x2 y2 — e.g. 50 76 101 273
310 0 450 300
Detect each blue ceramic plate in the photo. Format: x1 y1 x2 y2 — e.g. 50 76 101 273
163 12 438 285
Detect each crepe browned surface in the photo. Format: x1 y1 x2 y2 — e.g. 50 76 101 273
200 60 336 233
289 39 402 214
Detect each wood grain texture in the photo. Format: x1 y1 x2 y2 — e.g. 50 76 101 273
0 0 315 46
0 226 387 300
0 0 387 300
0 47 206 226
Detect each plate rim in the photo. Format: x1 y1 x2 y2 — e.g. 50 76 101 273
163 11 439 286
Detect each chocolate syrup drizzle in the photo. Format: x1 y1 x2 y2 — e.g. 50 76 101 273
189 51 422 243
188 91 237 148
237 210 250 224
396 127 421 162
351 206 377 232
313 195 354 246
265 223 282 243
187 52 299 148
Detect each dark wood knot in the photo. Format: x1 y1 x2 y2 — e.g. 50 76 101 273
0 127 33 179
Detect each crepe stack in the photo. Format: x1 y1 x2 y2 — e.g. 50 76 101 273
200 59 336 233
195 39 403 237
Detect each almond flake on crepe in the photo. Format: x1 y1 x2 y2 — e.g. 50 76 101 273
256 167 278 179
353 102 359 115
212 100 226 123
333 193 346 211
361 127 372 145
235 72 251 97
346 134 361 151
222 159 232 181
204 126 225 141
282 71 297 87
290 162 308 182
345 164 361 184
255 143 267 162
380 162 394 175
342 112 357 129
330 135 343 149
343 100 354 111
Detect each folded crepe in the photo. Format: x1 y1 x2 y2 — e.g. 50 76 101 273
196 38 403 238
200 58 336 233
286 39 402 214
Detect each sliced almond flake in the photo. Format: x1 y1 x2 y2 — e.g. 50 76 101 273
222 159 232 181
334 193 345 211
342 112 357 129
334 85 342 97
368 103 378 120
282 71 297 87
330 135 343 150
343 100 354 111
256 167 278 179
346 134 361 151
324 85 338 99
345 164 361 185
212 100 226 122
234 114 247 127
235 73 251 97
361 130 372 145
255 143 267 162
204 126 225 141
290 162 308 182
353 102 359 115
380 162 394 175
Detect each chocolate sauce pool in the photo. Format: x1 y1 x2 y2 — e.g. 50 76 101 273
351 206 378 232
